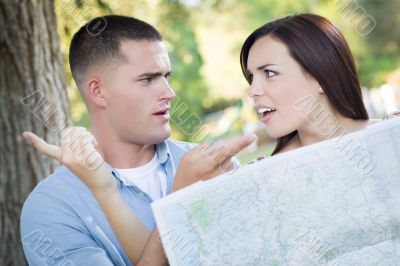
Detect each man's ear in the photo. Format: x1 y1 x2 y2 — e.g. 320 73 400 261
87 77 107 108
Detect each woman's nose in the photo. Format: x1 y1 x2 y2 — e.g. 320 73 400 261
247 79 264 99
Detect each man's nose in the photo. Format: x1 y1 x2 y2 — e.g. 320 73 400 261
160 79 176 101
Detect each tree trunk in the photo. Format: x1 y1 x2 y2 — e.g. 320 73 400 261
0 1 71 265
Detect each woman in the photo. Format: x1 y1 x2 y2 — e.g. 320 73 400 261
24 13 399 265
241 13 371 156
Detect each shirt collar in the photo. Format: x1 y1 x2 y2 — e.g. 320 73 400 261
105 140 171 188
155 140 171 165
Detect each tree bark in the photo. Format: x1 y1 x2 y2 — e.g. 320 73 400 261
0 1 71 265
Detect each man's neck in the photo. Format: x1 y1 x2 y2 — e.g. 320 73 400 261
91 123 156 169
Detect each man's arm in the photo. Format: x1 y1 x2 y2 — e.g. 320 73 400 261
92 185 165 265
23 128 167 265
21 191 116 266
23 128 255 265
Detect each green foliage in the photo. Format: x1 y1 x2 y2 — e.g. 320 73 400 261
156 1 209 140
357 0 400 86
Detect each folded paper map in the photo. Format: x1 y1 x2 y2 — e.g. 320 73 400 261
152 118 400 266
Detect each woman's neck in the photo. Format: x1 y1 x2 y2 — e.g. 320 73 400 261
280 116 370 154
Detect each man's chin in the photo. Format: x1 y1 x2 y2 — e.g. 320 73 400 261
150 127 171 144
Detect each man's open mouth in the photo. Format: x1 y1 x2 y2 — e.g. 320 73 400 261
154 110 168 115
153 107 170 117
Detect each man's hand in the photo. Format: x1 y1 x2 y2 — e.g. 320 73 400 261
23 127 117 195
173 135 256 191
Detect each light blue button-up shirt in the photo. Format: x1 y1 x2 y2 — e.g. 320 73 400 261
20 139 197 266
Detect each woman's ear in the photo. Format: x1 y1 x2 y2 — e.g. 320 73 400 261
87 78 107 108
318 84 324 94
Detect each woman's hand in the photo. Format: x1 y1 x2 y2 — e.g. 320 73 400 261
173 135 256 191
23 127 117 195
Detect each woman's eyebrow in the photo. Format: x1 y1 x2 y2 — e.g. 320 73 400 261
247 63 277 74
257 63 276 70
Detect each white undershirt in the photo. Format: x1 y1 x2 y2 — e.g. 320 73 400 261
115 154 164 201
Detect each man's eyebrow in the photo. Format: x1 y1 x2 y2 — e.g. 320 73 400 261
138 70 172 78
138 71 163 78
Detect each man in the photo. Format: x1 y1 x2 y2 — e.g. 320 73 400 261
21 15 252 265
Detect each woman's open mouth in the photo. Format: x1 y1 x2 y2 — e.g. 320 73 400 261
258 107 276 123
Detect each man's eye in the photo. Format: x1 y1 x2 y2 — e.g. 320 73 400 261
140 77 153 84
165 73 171 81
265 70 277 78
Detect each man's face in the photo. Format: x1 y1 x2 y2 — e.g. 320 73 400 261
102 40 175 145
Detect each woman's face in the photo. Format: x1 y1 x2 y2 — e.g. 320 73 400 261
246 35 322 138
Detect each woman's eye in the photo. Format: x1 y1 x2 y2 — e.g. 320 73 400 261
265 70 277 78
247 73 253 83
